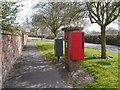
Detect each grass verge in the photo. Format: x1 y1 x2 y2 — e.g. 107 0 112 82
33 39 118 88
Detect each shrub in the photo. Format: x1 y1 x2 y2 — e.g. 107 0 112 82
46 36 55 39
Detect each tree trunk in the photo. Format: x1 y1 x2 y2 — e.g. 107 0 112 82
36 32 38 38
54 32 57 38
36 32 37 36
101 26 107 59
41 32 43 40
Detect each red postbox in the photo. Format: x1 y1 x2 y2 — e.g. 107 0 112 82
62 27 84 71
69 31 84 60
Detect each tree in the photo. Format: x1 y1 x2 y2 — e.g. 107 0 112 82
1 1 19 30
71 18 90 28
86 2 119 59
31 14 42 36
31 14 48 39
33 2 86 37
0 1 2 29
40 27 46 40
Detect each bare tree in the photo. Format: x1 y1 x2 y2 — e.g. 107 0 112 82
33 2 86 37
40 27 46 40
72 18 90 28
86 2 119 59
31 14 49 39
31 15 40 36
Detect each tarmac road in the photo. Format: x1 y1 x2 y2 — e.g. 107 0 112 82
28 37 119 53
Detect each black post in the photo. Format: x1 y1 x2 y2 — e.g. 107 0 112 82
58 56 60 62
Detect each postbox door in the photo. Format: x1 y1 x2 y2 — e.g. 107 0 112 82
69 31 84 60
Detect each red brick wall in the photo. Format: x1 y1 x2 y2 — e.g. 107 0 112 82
0 31 28 88
0 32 2 89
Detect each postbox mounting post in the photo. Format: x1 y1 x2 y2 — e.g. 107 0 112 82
57 56 60 62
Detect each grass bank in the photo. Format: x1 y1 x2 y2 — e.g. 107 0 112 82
33 39 118 88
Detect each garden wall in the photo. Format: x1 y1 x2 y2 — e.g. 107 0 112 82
0 30 28 88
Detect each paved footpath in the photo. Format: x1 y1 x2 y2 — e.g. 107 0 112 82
3 39 72 88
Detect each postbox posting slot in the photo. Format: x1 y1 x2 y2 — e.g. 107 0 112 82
82 33 84 49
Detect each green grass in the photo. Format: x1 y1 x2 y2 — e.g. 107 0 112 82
33 39 118 88
79 47 118 88
33 39 65 61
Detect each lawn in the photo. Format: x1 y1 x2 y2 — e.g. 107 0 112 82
33 39 118 88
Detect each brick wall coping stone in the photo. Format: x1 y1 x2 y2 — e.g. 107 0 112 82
0 30 21 36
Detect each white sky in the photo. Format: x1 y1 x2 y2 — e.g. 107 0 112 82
84 20 119 32
15 0 40 24
15 0 119 32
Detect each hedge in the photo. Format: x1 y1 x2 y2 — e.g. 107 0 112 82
85 35 119 46
28 35 45 38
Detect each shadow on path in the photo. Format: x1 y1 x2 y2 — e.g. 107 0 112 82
2 39 72 88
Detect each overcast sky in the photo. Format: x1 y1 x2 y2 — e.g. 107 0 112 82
15 0 39 25
15 0 119 32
